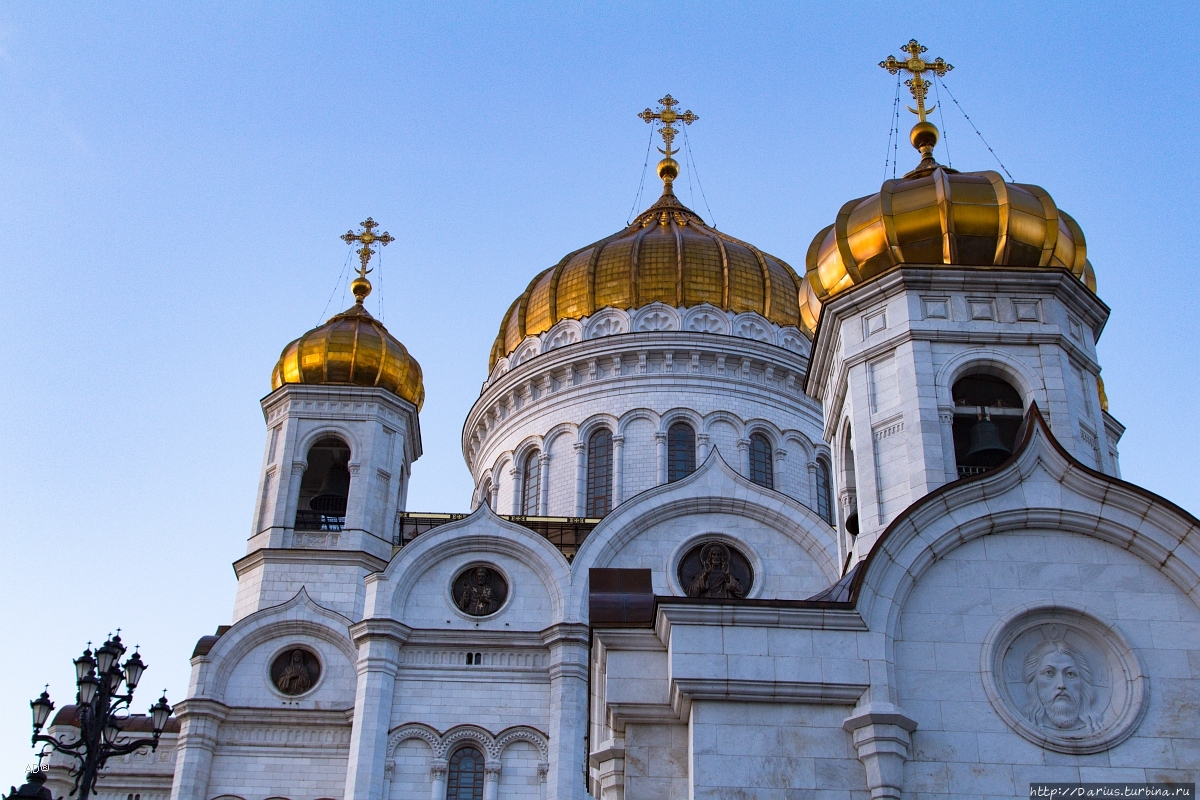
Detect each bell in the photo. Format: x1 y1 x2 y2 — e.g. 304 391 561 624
309 460 351 515
964 409 1011 468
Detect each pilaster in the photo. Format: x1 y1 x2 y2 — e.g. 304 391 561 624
344 619 411 800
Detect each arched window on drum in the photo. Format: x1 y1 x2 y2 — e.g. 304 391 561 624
586 428 613 517
748 433 774 490
521 450 541 515
445 745 485 800
815 459 833 525
667 422 696 482
294 436 351 531
952 374 1024 478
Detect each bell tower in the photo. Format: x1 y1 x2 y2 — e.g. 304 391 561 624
234 218 424 622
803 42 1121 567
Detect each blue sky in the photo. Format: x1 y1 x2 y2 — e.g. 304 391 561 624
1 1 1197 781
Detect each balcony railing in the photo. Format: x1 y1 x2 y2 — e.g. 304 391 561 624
395 512 601 560
294 510 345 531
956 465 990 478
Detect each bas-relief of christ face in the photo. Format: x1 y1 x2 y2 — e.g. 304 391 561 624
1022 640 1099 733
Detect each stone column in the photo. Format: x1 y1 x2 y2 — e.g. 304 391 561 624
344 619 411 800
773 448 787 491
697 433 710 463
612 434 625 506
483 763 503 800
938 406 958 484
345 462 364 531
489 480 500 511
807 462 819 510
168 699 229 800
737 438 751 476
842 704 917 800
284 460 306 532
542 623 591 800
654 432 667 485
509 465 521 515
574 441 587 516
429 758 448 799
539 453 551 516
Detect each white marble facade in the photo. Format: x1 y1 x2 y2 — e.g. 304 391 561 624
51 202 1200 800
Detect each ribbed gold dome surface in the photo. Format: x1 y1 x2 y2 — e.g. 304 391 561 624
272 302 424 409
491 188 815 369
802 165 1097 324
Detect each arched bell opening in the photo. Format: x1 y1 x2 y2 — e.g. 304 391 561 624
294 436 352 531
952 374 1024 478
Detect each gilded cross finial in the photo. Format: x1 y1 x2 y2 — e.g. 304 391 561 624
340 217 394 304
880 39 953 169
638 95 698 190
880 39 952 123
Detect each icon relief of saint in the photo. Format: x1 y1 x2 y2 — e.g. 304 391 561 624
685 542 745 599
275 650 313 695
457 567 500 616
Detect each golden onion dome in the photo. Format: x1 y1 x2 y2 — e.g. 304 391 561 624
802 126 1097 325
271 277 424 409
490 183 815 370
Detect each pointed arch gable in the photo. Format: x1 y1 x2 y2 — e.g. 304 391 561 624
196 588 356 700
569 450 839 620
373 505 572 623
848 405 1200 704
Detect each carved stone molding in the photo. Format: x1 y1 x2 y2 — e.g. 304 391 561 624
981 604 1148 754
385 722 549 763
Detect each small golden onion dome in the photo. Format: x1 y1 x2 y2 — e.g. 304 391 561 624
490 185 814 370
271 279 424 409
802 163 1097 325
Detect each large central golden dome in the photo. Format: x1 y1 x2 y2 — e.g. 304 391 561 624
490 185 816 369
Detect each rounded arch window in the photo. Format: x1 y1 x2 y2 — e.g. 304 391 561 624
520 450 541 515
295 436 351 531
445 745 485 799
952 374 1024 477
748 433 774 489
667 422 696 483
586 428 613 517
815 459 833 525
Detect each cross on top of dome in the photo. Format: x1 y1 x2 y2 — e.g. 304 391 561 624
637 95 698 190
340 217 394 304
880 39 954 174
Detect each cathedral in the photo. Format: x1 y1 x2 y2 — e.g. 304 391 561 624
36 42 1200 800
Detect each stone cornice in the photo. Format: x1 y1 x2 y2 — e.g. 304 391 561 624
669 678 869 719
349 618 412 646
404 629 547 649
233 547 388 579
539 622 590 647
260 383 422 460
806 266 1110 399
464 331 823 471
653 602 867 647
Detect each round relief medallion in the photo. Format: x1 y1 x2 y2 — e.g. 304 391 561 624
270 647 321 696
982 606 1147 754
452 565 509 617
678 540 753 599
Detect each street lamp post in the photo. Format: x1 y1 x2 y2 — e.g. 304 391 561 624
25 634 171 800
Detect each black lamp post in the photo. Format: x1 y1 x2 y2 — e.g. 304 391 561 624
27 634 171 800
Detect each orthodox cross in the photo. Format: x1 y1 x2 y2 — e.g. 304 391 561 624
341 217 394 278
880 39 952 122
638 95 698 158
